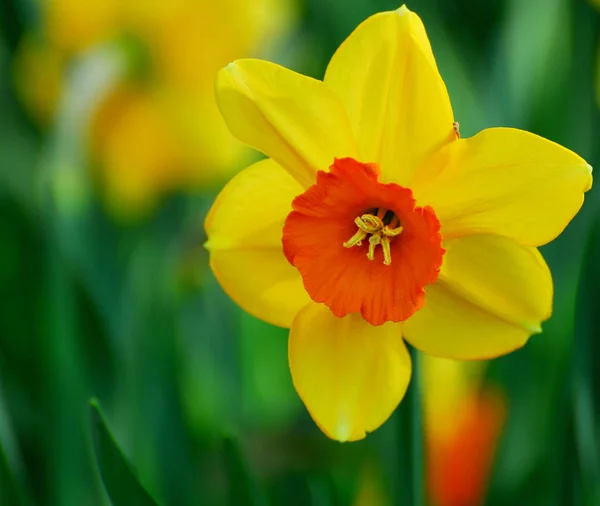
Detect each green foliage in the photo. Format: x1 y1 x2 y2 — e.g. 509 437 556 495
90 400 161 506
222 437 264 506
0 444 28 506
573 213 600 506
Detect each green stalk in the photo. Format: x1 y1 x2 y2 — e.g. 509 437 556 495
411 349 425 506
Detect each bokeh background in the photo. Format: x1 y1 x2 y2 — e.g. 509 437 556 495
1 0 600 505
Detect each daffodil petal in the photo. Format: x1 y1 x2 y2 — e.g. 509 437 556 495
289 302 410 441
438 234 552 328
404 235 552 360
216 59 359 188
205 158 310 328
411 128 593 246
404 284 532 360
324 6 455 185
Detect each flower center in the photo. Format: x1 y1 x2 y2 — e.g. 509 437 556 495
343 208 403 266
283 157 444 326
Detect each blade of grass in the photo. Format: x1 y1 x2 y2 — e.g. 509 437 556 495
0 385 32 506
89 399 161 506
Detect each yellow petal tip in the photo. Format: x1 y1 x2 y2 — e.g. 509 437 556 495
397 4 410 15
216 61 241 89
529 323 542 334
585 164 594 191
335 418 352 443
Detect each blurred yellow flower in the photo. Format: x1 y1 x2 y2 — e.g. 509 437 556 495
127 0 292 93
90 86 188 215
13 0 296 218
206 5 592 441
13 35 64 127
423 357 505 506
43 0 123 55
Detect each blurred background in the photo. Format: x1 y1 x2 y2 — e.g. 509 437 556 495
1 0 600 505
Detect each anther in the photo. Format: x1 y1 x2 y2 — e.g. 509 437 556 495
367 233 380 261
343 228 367 248
343 209 403 265
453 121 460 139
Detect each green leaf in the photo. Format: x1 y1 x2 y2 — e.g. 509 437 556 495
573 214 600 505
0 383 33 506
222 436 264 506
89 399 161 506
0 446 28 506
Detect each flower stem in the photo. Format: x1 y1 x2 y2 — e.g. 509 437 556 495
411 349 424 506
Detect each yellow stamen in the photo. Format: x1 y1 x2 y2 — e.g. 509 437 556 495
343 228 367 248
383 224 403 237
367 233 381 260
381 236 392 266
356 214 381 233
343 211 403 265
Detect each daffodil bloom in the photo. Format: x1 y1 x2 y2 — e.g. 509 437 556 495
206 5 592 441
14 0 295 217
423 357 505 506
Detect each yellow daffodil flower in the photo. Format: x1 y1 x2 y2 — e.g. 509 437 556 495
205 5 592 441
43 0 122 55
14 0 295 218
423 357 505 506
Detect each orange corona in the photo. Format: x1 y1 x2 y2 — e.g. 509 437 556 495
283 158 444 326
